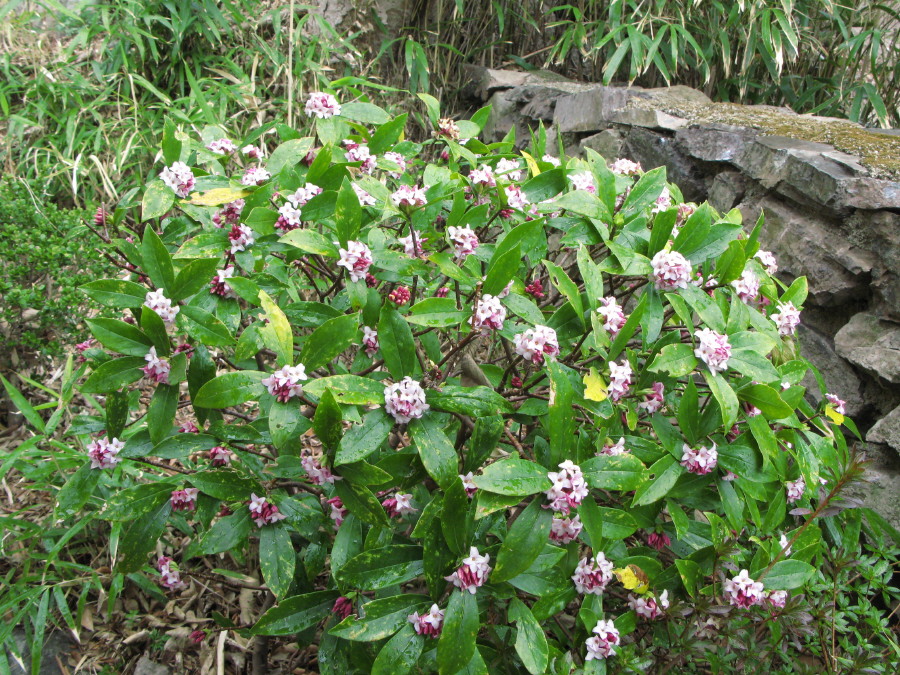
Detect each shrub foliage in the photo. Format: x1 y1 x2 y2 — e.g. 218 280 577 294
66 93 872 673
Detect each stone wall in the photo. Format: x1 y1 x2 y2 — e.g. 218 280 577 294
467 67 900 524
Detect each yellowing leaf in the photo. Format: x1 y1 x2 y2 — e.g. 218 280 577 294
583 367 608 402
825 406 844 425
521 151 541 178
188 187 250 207
614 565 649 593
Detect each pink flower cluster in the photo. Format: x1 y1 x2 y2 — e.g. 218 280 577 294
608 358 632 403
362 326 379 356
470 294 506 332
391 184 427 208
447 225 480 259
206 138 236 154
731 268 760 302
228 223 256 254
680 442 718 475
142 346 170 384
170 488 199 511
496 158 522 181
210 266 236 298
545 460 589 514
382 493 416 518
301 455 339 486
513 325 559 365
609 158 642 176
305 92 341 118
572 552 614 595
160 162 195 198
585 619 621 660
213 199 244 228
353 183 377 206
262 364 308 402
144 289 179 324
87 437 124 470
337 240 374 282
569 172 596 193
408 604 444 638
326 497 348 529
694 327 731 375
445 546 491 594
600 438 627 456
345 143 376 174
241 166 271 186
724 569 765 608
639 382 665 414
157 556 186 590
652 186 673 214
209 446 232 467
772 302 801 336
470 165 496 187
384 151 407 178
629 590 669 620
597 296 626 336
248 493 287 528
398 231 426 257
550 514 583 545
504 185 529 209
755 249 778 274
785 476 806 502
647 531 671 551
384 377 430 423
825 393 846 415
460 472 477 497
651 249 692 290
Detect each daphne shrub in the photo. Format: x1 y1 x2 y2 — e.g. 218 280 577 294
65 92 869 673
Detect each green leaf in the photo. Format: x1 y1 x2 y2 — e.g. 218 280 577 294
196 510 252 555
426 385 512 417
170 258 220 301
379 308 417 379
580 454 646 491
259 523 296 599
410 416 458 490
300 313 359 371
621 166 666 219
492 500 553 583
679 283 726 333
372 623 424 675
117 498 172 573
266 137 314 174
648 343 697 377
334 480 390 528
269 401 311 452
102 483 173 521
251 590 340 635
258 290 293 366
180 305 234 347
546 360 576 465
330 595 427 642
147 384 178 443
728 349 780 383
441 478 472 556
405 298 468 328
334 178 362 246
738 384 793 420
341 101 391 125
522 168 565 203
142 178 175 221
780 276 808 307
141 226 175 292
336 545 424 590
80 356 145 394
189 470 262 501
80 279 148 309
596 507 639 540
141 307 170 355
336 408 393 465
483 242 521 297
544 260 584 328
675 559 701 597
313 388 343 451
552 189 610 221
305 375 385 405
762 560 815 590
370 113 409 154
473 459 550 496
509 598 549 675
162 117 182 164
56 462 101 517
280 228 339 257
105 390 130 439
2 375 46 433
437 590 478 675
194 371 266 408
704 371 740 430
631 455 684 507
87 319 153 356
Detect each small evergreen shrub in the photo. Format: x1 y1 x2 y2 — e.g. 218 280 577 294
62 91 888 673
